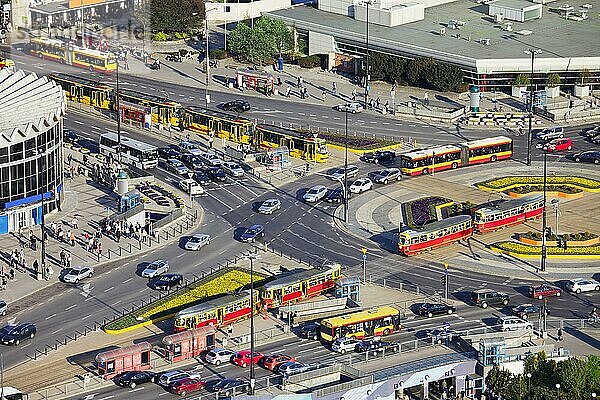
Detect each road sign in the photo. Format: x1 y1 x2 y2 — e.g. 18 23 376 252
362 254 367 260
361 247 368 255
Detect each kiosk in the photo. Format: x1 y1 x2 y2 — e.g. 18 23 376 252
95 342 152 379
162 326 217 363
335 277 361 302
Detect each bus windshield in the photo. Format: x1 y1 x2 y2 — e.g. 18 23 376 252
140 149 158 161
319 324 334 338
317 142 328 154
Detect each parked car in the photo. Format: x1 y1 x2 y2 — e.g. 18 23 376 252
278 362 313 376
0 299 6 316
156 370 202 387
331 337 360 354
349 178 373 194
221 99 251 113
63 266 94 283
200 152 222 167
141 259 169 278
0 323 36 345
512 304 541 320
263 354 297 371
334 102 363 113
573 151 600 164
257 199 281 214
185 233 211 251
355 339 400 354
329 165 359 180
372 168 402 184
303 185 328 203
543 138 573 152
497 316 533 331
325 188 351 203
164 159 189 175
591 135 600 145
425 328 457 344
179 178 204 196
584 126 600 138
212 379 250 397
152 273 183 290
417 303 456 318
193 170 212 185
206 166 227 182
298 322 320 340
529 284 561 299
470 289 510 308
181 154 204 171
116 371 155 389
170 377 206 396
158 147 181 160
362 150 396 164
232 350 264 368
178 141 203 156
205 348 235 366
566 278 600 293
63 129 79 144
535 126 564 141
222 161 245 177
239 224 265 242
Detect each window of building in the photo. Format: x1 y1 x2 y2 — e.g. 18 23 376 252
10 142 23 162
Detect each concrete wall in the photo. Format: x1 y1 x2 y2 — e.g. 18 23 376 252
318 0 356 17
354 1 424 27
308 30 336 55
205 0 291 22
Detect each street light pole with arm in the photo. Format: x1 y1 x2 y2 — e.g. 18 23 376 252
524 48 541 166
344 107 349 223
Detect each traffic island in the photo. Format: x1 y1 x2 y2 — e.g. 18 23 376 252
475 176 600 195
489 241 600 259
301 130 402 153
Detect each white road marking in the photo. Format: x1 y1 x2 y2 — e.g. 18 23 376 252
104 286 114 292
129 387 145 393
51 328 63 335
82 314 92 320
177 254 185 258
297 342 313 347
73 120 84 125
45 313 57 320
122 277 133 284
65 304 77 311
90 125 101 130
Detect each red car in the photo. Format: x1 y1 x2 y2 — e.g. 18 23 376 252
529 284 561 299
263 354 297 371
543 138 573 152
232 350 264 368
169 378 206 396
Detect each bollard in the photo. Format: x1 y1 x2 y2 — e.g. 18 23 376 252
416 286 420 295
399 283 403 292
383 278 386 287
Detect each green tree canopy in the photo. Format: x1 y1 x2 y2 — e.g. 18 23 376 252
228 16 294 64
149 0 204 34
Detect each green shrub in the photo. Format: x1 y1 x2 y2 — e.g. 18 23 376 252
513 74 530 86
152 32 168 42
298 55 322 69
209 49 228 60
174 32 188 39
545 73 561 87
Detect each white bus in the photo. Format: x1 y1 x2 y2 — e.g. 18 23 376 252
99 133 159 169
1 387 27 400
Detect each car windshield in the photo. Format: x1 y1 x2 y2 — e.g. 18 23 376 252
308 188 319 194
263 200 275 206
246 228 258 234
190 237 201 243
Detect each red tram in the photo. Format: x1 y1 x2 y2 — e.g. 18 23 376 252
398 215 473 256
474 195 544 233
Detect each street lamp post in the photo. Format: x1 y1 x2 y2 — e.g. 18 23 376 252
116 57 121 162
248 254 258 395
343 106 349 223
205 15 211 107
363 0 373 110
524 48 542 166
526 372 532 394
361 247 367 283
541 151 547 272
551 199 561 236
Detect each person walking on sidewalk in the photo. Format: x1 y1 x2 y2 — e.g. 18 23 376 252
332 82 337 95
322 90 327 102
352 88 357 101
60 249 66 267
285 86 291 97
29 230 36 250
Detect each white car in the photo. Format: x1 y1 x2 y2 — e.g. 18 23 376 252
349 178 373 194
335 102 363 113
200 152 222 167
178 141 203 156
205 348 235 366
303 185 328 203
329 165 359 180
331 337 360 354
63 266 94 283
222 161 245 178
566 278 600 293
141 259 169 278
185 233 211 250
179 178 204 196
258 199 281 214
372 168 402 184
497 316 533 331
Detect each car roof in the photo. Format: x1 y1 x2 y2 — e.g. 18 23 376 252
248 224 263 229
69 266 89 271
192 233 209 238
309 185 326 190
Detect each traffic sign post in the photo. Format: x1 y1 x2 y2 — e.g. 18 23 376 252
443 263 449 301
361 248 368 284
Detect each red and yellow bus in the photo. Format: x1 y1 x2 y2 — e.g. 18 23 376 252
319 306 401 342
261 264 342 309
474 195 544 233
29 38 117 73
399 136 512 176
398 215 473 256
173 290 259 332
0 58 15 72
29 37 68 63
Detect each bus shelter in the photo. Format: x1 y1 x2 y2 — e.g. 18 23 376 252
236 68 274 94
95 342 152 379
162 326 216 363
120 100 153 129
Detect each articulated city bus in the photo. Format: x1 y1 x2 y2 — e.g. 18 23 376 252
182 106 254 144
319 306 401 342
29 38 117 73
98 133 158 169
261 263 342 309
0 58 15 72
474 195 544 233
49 73 112 109
398 215 473 256
255 125 329 163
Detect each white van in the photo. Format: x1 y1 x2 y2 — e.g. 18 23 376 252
498 316 533 331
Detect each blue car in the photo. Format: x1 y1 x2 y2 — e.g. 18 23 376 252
239 224 265 242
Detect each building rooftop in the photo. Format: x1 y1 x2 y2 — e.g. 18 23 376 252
30 0 123 15
0 69 66 146
267 0 600 72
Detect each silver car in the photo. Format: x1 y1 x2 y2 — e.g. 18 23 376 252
303 185 328 203
373 168 402 184
157 370 202 386
141 259 169 278
185 233 211 250
222 161 244 178
205 348 235 365
535 126 564 141
258 199 281 214
165 159 189 175
200 152 222 167
63 266 94 283
335 102 363 113
329 165 359 180
278 362 313 376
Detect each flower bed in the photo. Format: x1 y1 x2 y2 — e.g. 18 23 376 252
104 268 266 333
404 197 453 228
490 241 600 258
476 176 600 192
509 185 583 195
518 231 599 247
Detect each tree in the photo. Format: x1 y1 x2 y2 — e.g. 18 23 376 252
558 357 587 398
545 73 561 87
513 74 530 86
149 0 204 34
255 16 293 56
578 68 591 85
587 355 600 392
228 16 294 64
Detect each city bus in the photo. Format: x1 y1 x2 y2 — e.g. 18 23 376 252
98 133 158 169
173 290 259 332
319 306 401 342
182 106 254 144
49 73 112 109
29 37 68 63
0 58 15 72
261 263 342 309
398 215 473 256
71 47 117 73
399 136 513 176
118 89 181 126
474 195 544 233
255 125 329 163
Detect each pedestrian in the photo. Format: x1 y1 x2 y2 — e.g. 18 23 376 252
156 59 161 70
332 81 337 95
208 132 214 148
33 259 39 274
67 154 73 166
352 88 357 101
60 249 66 267
297 76 301 88
303 87 308 99
285 86 291 97
322 90 327 102
83 154 88 166
67 253 72 268
29 230 36 250
424 91 429 106
69 230 75 247
299 76 303 87
376 97 381 109
98 242 103 257
277 76 282 86
557 328 563 341
9 268 15 281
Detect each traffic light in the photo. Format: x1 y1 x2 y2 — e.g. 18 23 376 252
441 276 446 286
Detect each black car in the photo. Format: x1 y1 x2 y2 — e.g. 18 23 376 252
592 136 600 145
584 126 600 138
181 154 204 171
193 171 212 185
63 129 79 144
0 323 36 345
417 303 456 318
511 304 541 320
239 224 265 242
158 147 181 160
206 167 227 182
152 273 184 291
362 150 396 164
298 322 320 340
116 371 155 389
325 188 352 203
212 379 250 396
573 151 600 164
221 100 251 113
355 340 400 354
